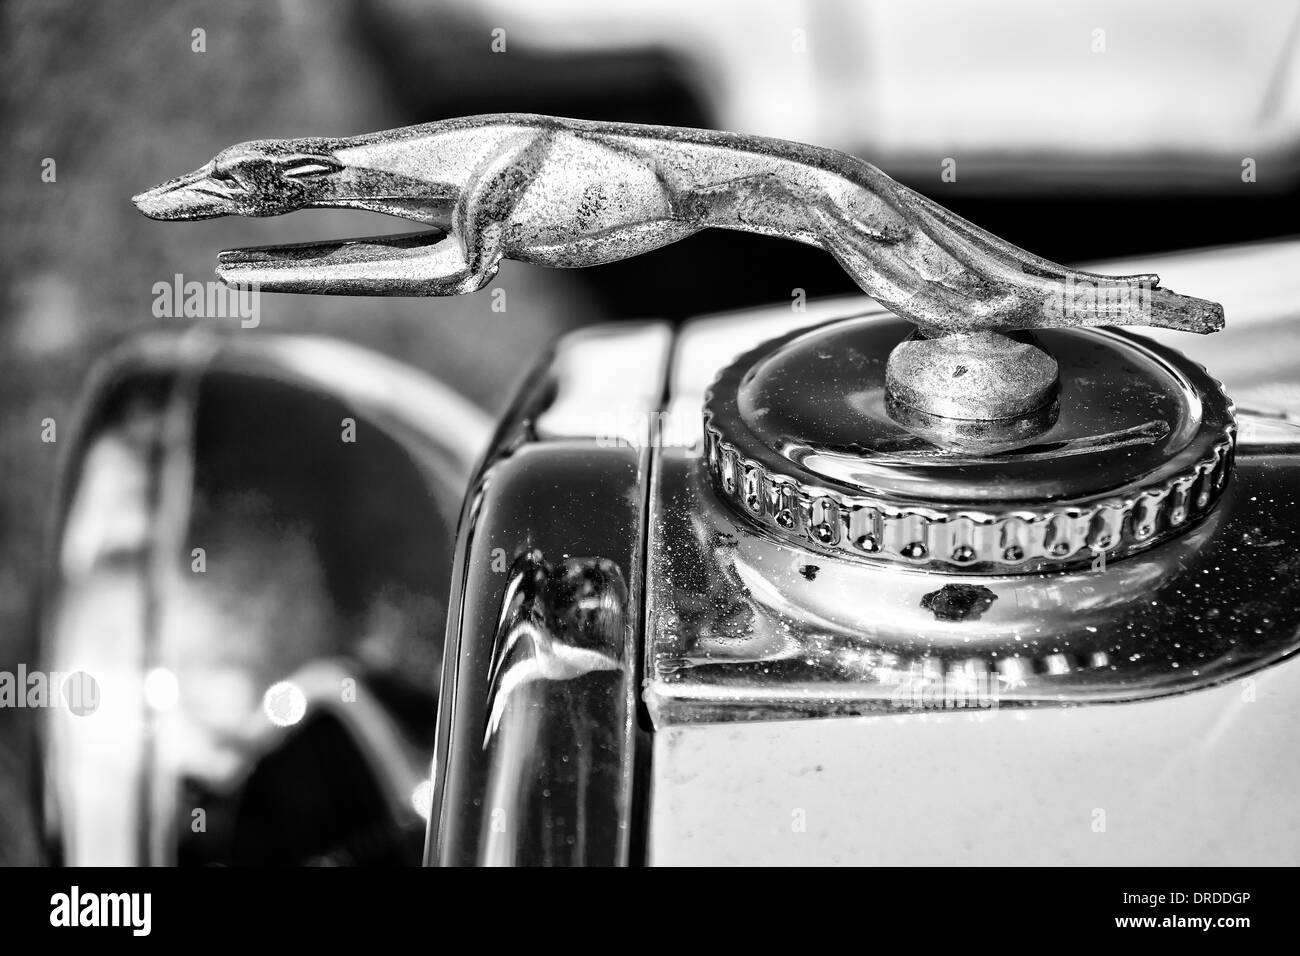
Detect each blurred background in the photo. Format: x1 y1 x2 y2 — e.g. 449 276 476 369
2 0 1299 863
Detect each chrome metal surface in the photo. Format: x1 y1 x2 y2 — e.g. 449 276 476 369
704 314 1236 571
427 322 670 867
41 329 488 865
885 330 1059 421
646 298 1300 724
132 115 1223 336
134 114 1228 427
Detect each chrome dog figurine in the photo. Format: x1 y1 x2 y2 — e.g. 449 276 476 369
134 114 1221 336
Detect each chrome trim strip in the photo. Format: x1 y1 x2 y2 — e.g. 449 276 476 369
427 323 670 866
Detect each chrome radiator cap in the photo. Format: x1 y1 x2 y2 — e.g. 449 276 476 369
703 316 1235 572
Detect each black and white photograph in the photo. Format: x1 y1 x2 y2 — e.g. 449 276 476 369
0 0 1296 928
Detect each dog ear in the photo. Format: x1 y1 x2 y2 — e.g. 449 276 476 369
282 153 343 179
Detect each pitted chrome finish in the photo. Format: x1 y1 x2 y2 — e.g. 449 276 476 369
885 329 1060 421
705 428 1233 573
134 114 1228 425
646 299 1299 724
133 115 1222 335
703 315 1236 572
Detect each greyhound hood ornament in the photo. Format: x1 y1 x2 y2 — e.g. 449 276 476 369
134 113 1226 424
133 113 1222 333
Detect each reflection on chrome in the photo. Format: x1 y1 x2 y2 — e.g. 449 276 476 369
484 552 623 743
41 329 488 866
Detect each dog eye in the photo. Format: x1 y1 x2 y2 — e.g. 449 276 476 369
284 162 335 179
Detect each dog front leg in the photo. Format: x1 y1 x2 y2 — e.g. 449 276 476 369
216 230 498 297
